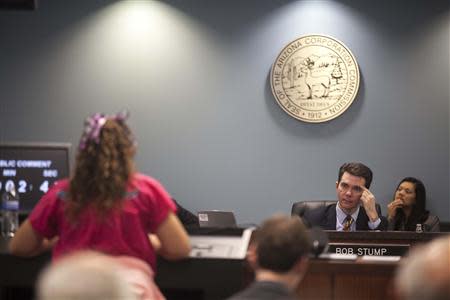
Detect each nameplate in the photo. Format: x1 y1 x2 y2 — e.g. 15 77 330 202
328 243 410 256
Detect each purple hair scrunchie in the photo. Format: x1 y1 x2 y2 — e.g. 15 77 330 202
78 110 130 150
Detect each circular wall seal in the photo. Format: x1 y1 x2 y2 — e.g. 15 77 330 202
270 35 360 123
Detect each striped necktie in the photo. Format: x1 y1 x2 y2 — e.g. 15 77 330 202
343 215 354 231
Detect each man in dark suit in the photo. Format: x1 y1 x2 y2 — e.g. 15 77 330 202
304 162 387 231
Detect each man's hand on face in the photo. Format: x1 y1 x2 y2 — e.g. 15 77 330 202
360 186 379 222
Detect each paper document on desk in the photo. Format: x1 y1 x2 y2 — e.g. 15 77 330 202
188 227 254 259
319 253 358 260
361 255 401 262
191 243 233 258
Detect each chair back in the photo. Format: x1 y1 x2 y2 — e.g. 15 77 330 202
291 201 336 217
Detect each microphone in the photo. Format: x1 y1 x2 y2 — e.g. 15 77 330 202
309 226 329 257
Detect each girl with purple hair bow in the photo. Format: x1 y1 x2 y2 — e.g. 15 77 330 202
79 110 130 150
10 110 191 300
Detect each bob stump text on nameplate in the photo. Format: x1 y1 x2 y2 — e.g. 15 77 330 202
328 243 409 256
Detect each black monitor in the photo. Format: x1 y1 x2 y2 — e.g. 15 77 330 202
0 143 71 213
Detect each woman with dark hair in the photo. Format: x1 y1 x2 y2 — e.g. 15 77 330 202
10 112 191 273
387 177 439 232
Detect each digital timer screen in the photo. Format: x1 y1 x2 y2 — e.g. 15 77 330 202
0 143 71 213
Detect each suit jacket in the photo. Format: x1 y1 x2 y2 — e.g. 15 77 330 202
172 199 199 227
303 203 388 231
226 281 296 300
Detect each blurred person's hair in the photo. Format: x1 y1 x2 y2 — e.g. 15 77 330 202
395 236 450 300
338 162 373 188
37 251 137 300
256 214 311 272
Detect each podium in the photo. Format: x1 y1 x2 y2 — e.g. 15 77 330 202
156 227 254 300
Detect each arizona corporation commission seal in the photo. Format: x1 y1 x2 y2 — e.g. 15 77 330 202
270 35 360 123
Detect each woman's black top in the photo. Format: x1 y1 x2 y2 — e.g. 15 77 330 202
388 210 440 232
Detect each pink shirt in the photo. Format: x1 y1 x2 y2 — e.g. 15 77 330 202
29 173 176 271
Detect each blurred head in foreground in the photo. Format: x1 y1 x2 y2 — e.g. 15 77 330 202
37 251 137 300
395 235 450 300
